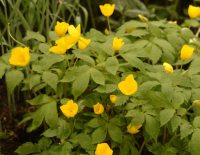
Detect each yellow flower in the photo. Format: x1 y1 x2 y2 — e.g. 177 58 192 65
60 100 78 118
55 21 69 37
188 5 200 19
95 143 113 155
49 36 77 54
68 24 81 42
109 95 117 104
99 4 115 17
118 74 138 96
127 124 142 134
180 44 194 61
193 100 200 106
93 102 104 115
78 37 91 50
138 14 148 22
163 62 173 73
112 37 124 51
9 47 30 66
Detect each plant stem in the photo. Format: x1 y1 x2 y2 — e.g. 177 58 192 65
7 23 26 46
107 17 111 34
139 140 145 154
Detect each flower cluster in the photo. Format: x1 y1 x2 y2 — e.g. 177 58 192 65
50 22 91 54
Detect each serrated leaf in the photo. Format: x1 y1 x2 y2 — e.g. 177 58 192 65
5 70 24 94
0 61 7 78
24 31 45 42
180 121 193 139
87 118 105 128
90 68 105 85
121 53 145 71
42 71 58 91
145 115 160 140
15 142 39 155
189 129 200 155
105 56 119 75
27 94 53 105
193 116 200 128
74 52 95 66
108 124 122 143
170 115 181 132
72 71 90 99
28 74 41 89
92 126 107 144
43 101 58 128
159 109 175 126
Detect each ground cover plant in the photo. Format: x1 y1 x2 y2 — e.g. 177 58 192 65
1 1 200 155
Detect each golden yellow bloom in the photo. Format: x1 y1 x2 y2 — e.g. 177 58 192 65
93 102 104 115
127 124 142 134
49 36 77 54
180 44 194 61
95 143 113 155
9 47 30 66
163 62 173 73
55 21 69 37
68 24 81 42
118 74 138 96
99 4 115 17
112 37 124 51
109 95 117 104
138 14 148 22
188 5 200 19
78 37 91 50
60 100 78 118
193 100 200 106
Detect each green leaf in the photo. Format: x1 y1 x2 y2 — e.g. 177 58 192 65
95 84 117 93
139 81 160 91
87 118 106 128
5 70 24 94
108 123 122 143
180 121 193 139
42 129 57 138
72 71 90 99
92 126 107 144
90 68 105 85
74 52 95 66
170 115 182 132
42 71 58 91
28 74 41 89
148 23 162 37
193 116 200 128
24 31 46 42
27 94 53 105
15 142 39 155
144 44 162 64
39 43 50 54
145 115 160 140
159 109 175 126
27 108 45 132
0 61 7 78
121 53 145 71
76 133 93 149
126 29 149 37
105 56 119 75
189 129 200 155
39 54 65 70
43 101 58 128
60 68 78 83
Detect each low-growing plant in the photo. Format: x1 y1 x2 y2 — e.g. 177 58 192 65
1 3 200 155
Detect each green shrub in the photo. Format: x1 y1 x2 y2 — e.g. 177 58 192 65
1 3 200 155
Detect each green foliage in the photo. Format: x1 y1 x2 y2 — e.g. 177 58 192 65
1 5 200 154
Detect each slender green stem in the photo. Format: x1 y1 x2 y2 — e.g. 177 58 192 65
195 27 200 37
139 140 145 154
7 23 26 46
87 0 95 28
107 17 111 34
50 2 63 30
